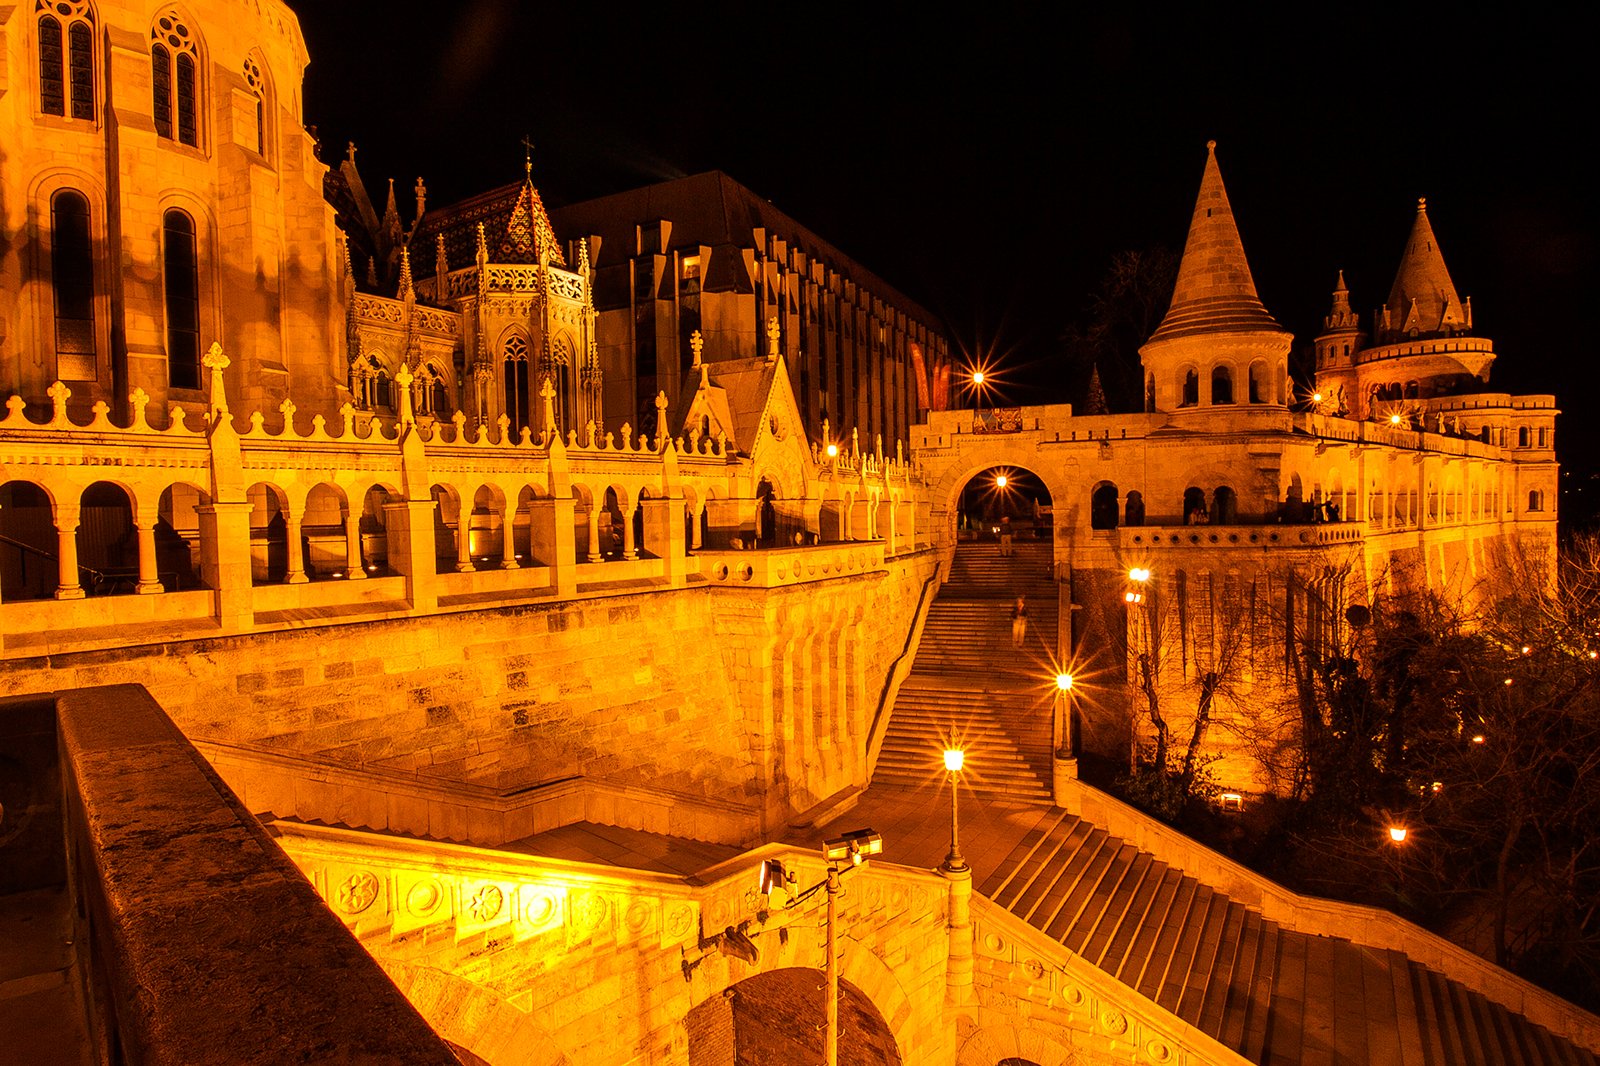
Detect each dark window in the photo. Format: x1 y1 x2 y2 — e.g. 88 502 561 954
175 52 197 146
151 43 173 138
1090 484 1119 530
1211 365 1234 405
52 191 95 367
504 357 529 430
256 98 265 155
39 15 65 115
67 21 93 120
1180 369 1199 407
163 210 201 389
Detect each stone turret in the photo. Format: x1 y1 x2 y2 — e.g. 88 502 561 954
1140 142 1293 417
1380 199 1469 342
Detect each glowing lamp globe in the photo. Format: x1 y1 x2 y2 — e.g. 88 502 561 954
971 371 985 385
995 474 1008 488
1055 673 1073 692
1388 825 1408 844
825 443 838 457
943 749 965 773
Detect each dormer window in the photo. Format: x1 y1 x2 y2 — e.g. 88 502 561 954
37 1 96 121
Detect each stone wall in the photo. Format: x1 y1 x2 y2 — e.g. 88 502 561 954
3 552 937 837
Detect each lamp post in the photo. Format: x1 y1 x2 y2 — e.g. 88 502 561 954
1052 673 1077 803
942 749 967 873
817 829 883 1066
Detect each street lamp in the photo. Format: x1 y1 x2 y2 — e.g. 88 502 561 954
1388 825 1409 844
1052 673 1077 802
995 474 1008 489
971 370 985 386
942 749 967 874
822 829 882 1066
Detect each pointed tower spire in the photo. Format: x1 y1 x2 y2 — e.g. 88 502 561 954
498 144 567 267
382 178 402 244
398 243 414 301
1086 363 1109 415
1385 198 1466 338
1150 141 1283 341
1324 270 1356 330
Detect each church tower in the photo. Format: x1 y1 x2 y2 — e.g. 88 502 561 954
1139 142 1293 423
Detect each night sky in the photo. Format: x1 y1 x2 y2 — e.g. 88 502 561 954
295 5 1597 481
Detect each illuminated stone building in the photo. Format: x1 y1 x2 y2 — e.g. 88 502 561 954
0 4 1590 1065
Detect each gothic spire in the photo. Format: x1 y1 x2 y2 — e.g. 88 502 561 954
1384 198 1466 338
1150 141 1284 341
1086 363 1109 415
497 150 567 267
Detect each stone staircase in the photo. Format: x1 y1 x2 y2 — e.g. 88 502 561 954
875 541 1060 800
981 809 1599 1065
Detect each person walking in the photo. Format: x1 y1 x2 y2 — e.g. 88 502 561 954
1011 595 1028 647
999 515 1014 556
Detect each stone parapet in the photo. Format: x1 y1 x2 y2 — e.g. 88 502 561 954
1057 778 1600 1053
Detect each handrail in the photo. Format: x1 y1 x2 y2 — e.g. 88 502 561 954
0 532 108 581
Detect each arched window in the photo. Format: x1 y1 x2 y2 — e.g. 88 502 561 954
1183 486 1207 523
51 190 95 376
1518 426 1530 448
1212 486 1237 524
1090 483 1118 530
1179 368 1198 408
1538 427 1548 448
151 12 200 147
502 334 530 431
37 1 95 121
1528 490 1544 513
1211 365 1234 405
425 365 450 418
1145 372 1156 413
1124 490 1145 527
162 209 200 389
1248 361 1268 403
242 54 267 156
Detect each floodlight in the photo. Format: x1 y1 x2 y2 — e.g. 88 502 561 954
758 858 791 897
822 828 883 864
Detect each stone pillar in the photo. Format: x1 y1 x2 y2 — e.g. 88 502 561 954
641 497 686 587
134 511 164 594
585 503 603 563
942 863 974 1008
54 508 86 599
499 505 520 569
689 503 703 550
283 511 308 584
621 504 638 560
384 499 438 612
343 510 367 579
454 510 475 572
877 498 898 554
197 501 254 630
545 495 577 596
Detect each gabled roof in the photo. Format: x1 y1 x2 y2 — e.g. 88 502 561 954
1150 142 1286 342
497 172 566 267
1386 199 1465 336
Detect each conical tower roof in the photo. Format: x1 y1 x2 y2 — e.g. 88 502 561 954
497 161 567 267
1150 142 1284 342
1385 199 1463 336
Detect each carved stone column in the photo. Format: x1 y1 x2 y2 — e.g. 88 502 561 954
134 512 163 594
343 511 367 579
54 508 86 599
283 510 308 584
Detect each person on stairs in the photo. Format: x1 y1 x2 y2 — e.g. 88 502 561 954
1011 595 1028 647
999 515 1014 556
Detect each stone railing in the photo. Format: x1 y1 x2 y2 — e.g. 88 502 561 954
696 541 887 588
1120 523 1364 551
969 894 1252 1066
1058 779 1600 1053
0 685 456 1063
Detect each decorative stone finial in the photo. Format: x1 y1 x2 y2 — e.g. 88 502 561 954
47 380 71 427
346 140 357 163
393 361 414 426
690 329 704 368
766 317 781 361
539 376 557 440
654 391 669 445
202 342 230 416
130 387 151 431
414 176 427 220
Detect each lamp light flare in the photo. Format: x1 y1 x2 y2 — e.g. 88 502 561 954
971 370 985 386
944 748 965 773
995 474 1008 489
1055 672 1073 692
826 442 839 457
1312 391 1324 403
1389 413 1404 425
1471 734 1486 744
1388 825 1408 844
1128 567 1151 582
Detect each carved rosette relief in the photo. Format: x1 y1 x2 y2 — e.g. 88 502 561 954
336 871 380 914
406 879 443 916
467 884 505 922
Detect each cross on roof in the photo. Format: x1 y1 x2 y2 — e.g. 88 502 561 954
521 134 535 177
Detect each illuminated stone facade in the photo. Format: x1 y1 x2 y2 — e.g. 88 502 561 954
0 3 1576 1064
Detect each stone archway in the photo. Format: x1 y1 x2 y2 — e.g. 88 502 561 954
687 966 901 1066
956 1023 1075 1066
